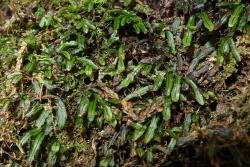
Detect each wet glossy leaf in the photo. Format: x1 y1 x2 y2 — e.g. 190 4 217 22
216 14 230 28
85 65 93 77
187 42 215 73
55 97 67 128
23 62 35 72
183 76 204 105
143 116 159 144
39 16 52 28
66 57 75 71
123 85 153 101
28 132 45 161
228 38 241 62
107 30 119 45
171 74 181 102
79 57 98 69
152 71 165 91
218 37 230 55
77 96 89 117
183 113 192 133
166 31 176 54
58 41 78 52
136 147 145 158
131 124 147 141
33 79 42 96
51 141 60 153
95 94 116 127
187 16 196 30
47 141 60 165
136 21 148 34
200 11 214 32
87 98 97 123
228 5 244 27
146 148 153 162
163 97 172 121
133 23 141 34
165 72 174 97
216 52 224 66
167 138 177 153
20 128 41 145
36 110 50 128
7 72 22 84
182 30 192 47
117 64 144 90
113 17 120 30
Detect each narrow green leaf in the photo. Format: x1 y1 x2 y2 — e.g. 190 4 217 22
60 51 71 59
85 65 93 77
7 72 22 84
136 147 145 158
77 96 89 116
218 37 230 55
171 74 181 102
132 125 147 141
215 52 224 66
51 141 60 153
167 138 177 153
216 14 230 28
66 57 75 71
20 128 41 145
107 30 119 46
103 105 113 122
79 57 98 69
95 94 117 127
187 16 196 30
47 141 60 165
87 98 96 122
200 11 214 32
36 110 50 128
58 41 78 52
187 42 215 73
143 116 159 144
123 85 153 101
113 17 120 30
183 76 204 105
120 16 127 26
166 31 176 54
216 37 229 66
23 62 35 72
137 21 148 34
56 97 67 128
228 5 244 28
146 148 153 162
152 71 165 91
166 72 174 97
182 30 192 47
228 38 241 62
28 132 45 161
117 64 144 90
133 23 141 34
163 97 172 121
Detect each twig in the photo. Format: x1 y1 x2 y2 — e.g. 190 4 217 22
15 41 27 72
